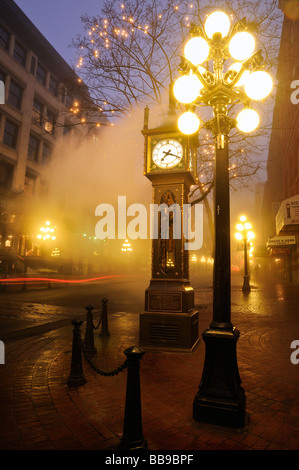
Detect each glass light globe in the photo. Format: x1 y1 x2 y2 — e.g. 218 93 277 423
204 11 230 39
247 231 255 240
236 108 260 133
178 111 200 135
228 62 250 86
184 36 209 65
198 65 206 75
229 32 255 61
236 224 244 231
235 233 243 241
244 70 273 100
173 74 202 104
244 222 252 230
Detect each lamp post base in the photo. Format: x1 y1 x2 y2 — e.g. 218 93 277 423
242 275 250 293
193 327 246 428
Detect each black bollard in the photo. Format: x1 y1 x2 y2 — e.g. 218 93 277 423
118 346 147 451
99 298 110 337
83 304 97 355
67 320 86 387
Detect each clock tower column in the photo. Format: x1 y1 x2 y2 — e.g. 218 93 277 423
139 104 200 352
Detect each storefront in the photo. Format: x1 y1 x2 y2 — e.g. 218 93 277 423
272 195 299 283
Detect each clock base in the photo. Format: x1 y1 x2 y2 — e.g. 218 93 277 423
139 310 199 353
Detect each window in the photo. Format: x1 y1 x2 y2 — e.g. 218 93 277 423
30 56 37 75
32 98 43 125
3 120 18 148
24 173 36 196
0 24 10 51
36 63 47 86
42 143 52 165
0 160 14 190
49 75 58 97
44 110 56 134
0 68 6 84
28 135 39 162
7 80 23 110
60 87 66 103
39 178 49 197
65 91 73 109
13 41 26 67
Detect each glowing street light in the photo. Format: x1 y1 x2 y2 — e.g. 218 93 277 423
36 220 57 258
173 11 273 137
235 215 255 292
173 10 273 428
204 11 231 39
121 239 132 252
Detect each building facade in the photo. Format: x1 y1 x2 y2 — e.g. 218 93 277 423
0 0 103 277
262 0 299 282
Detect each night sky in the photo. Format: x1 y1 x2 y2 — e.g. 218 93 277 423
14 0 105 65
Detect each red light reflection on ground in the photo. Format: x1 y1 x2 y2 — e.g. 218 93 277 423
0 275 130 285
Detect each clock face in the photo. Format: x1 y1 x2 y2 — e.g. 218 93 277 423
152 139 183 169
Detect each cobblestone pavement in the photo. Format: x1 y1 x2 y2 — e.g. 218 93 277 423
0 276 299 452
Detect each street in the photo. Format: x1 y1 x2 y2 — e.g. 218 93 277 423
0 272 299 451
0 271 150 341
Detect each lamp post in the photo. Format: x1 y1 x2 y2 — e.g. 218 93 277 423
36 220 57 256
173 10 272 427
235 215 255 292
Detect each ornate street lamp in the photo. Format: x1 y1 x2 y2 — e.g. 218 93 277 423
235 215 255 292
173 10 273 427
121 239 132 252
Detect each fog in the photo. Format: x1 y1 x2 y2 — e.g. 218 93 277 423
24 95 266 277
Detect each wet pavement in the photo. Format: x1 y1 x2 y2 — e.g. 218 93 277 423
0 274 299 453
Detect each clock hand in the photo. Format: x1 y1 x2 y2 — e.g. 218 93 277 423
161 149 178 161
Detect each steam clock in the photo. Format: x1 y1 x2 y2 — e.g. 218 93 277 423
139 101 200 352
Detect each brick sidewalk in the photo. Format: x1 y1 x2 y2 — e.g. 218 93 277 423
0 279 299 450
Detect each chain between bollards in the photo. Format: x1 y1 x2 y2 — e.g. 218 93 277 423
81 337 128 376
67 317 147 450
83 298 110 354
